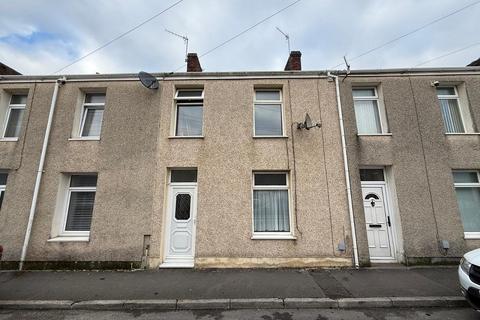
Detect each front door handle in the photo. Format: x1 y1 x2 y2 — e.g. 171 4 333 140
369 224 382 228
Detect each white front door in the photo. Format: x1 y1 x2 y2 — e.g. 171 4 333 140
362 185 395 260
161 184 197 268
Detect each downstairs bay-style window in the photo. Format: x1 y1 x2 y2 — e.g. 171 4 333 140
453 170 480 238
252 172 293 239
52 174 98 240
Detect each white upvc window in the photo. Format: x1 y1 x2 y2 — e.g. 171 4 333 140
3 94 26 138
254 89 284 137
252 172 293 239
60 175 98 237
173 89 204 137
436 86 465 133
453 170 480 239
0 173 7 210
79 93 105 138
352 87 388 134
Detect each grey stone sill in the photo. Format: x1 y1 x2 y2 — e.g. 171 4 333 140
0 137 19 142
445 133 480 136
253 136 288 139
47 236 90 242
68 137 100 141
251 234 297 240
168 136 204 139
357 133 392 136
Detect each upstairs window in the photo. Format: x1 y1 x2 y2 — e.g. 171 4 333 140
3 94 27 138
352 88 386 134
80 93 105 138
254 90 283 136
436 87 464 133
174 89 203 137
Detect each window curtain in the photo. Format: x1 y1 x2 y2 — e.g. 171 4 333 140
82 108 104 136
65 191 96 231
4 108 25 138
253 190 289 232
439 99 464 133
456 188 480 232
354 100 381 134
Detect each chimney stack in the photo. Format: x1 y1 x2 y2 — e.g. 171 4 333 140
284 51 302 71
467 57 480 66
0 62 21 75
186 53 202 72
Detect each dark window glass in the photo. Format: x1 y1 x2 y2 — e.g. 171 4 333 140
70 175 98 187
254 173 287 186
255 91 280 101
360 169 384 181
0 191 4 210
65 191 95 231
171 170 197 183
10 94 27 105
254 104 282 136
453 171 479 184
177 90 203 98
175 194 191 220
0 173 8 185
176 104 203 136
85 93 105 104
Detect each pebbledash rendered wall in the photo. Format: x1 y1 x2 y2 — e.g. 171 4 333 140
0 72 354 269
339 68 480 265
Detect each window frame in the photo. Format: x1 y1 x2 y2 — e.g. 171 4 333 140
2 94 27 139
0 175 6 210
453 170 480 239
78 93 105 139
436 86 466 134
60 175 97 238
352 87 388 135
253 89 285 138
172 89 204 138
251 172 294 239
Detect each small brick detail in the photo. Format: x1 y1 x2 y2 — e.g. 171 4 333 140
187 53 203 72
284 51 302 71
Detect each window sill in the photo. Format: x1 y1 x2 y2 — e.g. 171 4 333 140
445 133 480 136
251 233 296 240
253 136 288 139
47 236 90 242
357 133 392 136
168 136 204 139
464 233 480 240
0 137 19 142
68 137 101 141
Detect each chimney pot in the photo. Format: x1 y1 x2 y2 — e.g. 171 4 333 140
187 53 202 72
284 51 302 71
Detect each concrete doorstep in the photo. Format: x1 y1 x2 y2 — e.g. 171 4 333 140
0 296 468 311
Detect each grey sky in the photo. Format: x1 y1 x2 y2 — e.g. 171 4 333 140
0 0 479 75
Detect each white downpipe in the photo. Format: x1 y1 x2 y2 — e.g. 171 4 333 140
19 78 64 270
328 72 360 268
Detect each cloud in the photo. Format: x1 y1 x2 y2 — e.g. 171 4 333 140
0 0 478 74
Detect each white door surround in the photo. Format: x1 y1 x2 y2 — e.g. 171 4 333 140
160 183 197 268
361 182 397 262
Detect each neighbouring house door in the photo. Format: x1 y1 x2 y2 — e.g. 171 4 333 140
161 184 197 268
362 185 395 260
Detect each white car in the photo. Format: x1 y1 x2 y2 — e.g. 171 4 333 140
459 248 480 310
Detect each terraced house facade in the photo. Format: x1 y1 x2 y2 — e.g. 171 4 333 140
0 53 479 269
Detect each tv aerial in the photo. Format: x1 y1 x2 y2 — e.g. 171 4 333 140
138 71 159 89
297 113 321 130
276 27 291 54
165 29 189 62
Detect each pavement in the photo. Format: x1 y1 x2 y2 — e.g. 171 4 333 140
0 266 468 310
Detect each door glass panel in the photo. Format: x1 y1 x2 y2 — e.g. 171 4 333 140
175 193 191 220
171 170 197 183
360 169 384 181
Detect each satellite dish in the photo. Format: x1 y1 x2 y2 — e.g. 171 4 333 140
138 71 159 89
297 113 321 130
